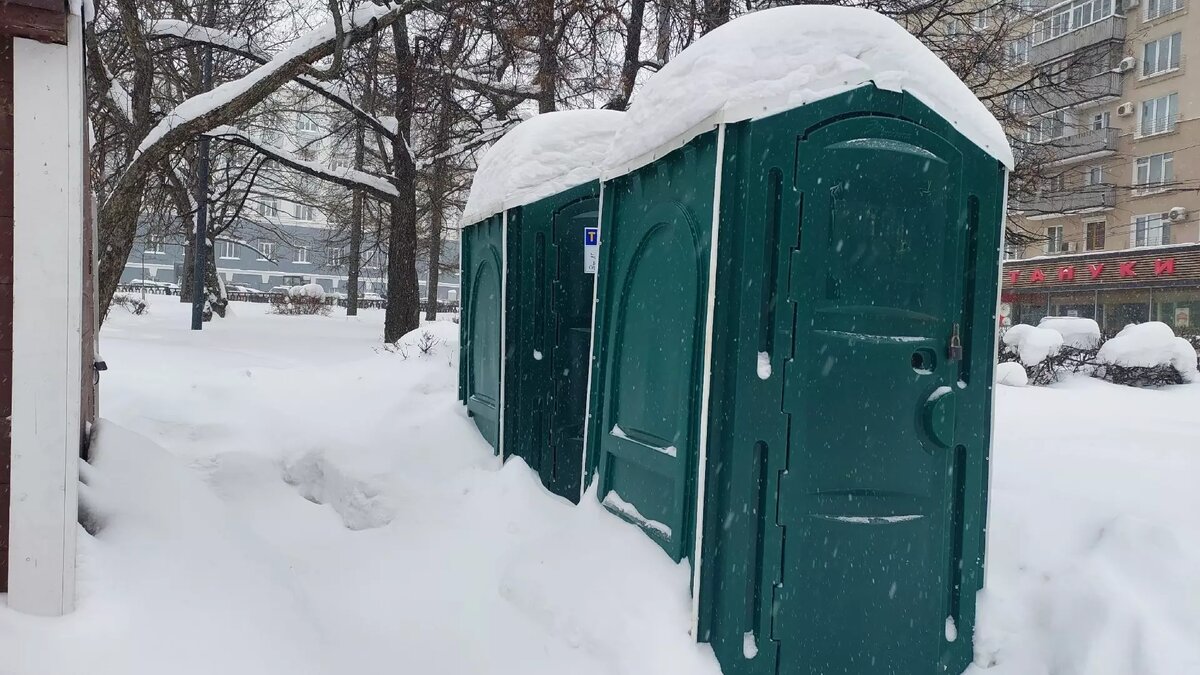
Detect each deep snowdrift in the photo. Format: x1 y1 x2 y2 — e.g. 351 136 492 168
3 302 1196 675
603 5 1013 172
0 304 717 675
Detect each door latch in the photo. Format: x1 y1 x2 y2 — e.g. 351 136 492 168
947 323 963 362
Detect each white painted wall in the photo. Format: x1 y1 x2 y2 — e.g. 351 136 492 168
7 16 86 616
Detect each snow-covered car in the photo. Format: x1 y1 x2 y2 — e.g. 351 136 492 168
226 284 264 294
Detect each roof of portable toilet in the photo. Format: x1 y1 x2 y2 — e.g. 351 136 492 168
603 6 1014 176
461 110 625 227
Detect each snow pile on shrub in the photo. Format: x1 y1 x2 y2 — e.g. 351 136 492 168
1038 316 1101 349
1003 324 1064 366
462 110 624 225
1097 322 1198 381
995 361 1028 387
603 6 1012 172
289 283 326 300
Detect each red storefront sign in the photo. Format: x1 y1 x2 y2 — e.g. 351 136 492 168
1007 257 1176 286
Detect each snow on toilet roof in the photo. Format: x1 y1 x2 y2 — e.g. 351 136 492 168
603 6 1014 173
462 110 625 226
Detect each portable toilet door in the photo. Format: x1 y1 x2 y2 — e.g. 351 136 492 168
506 182 600 502
459 213 505 450
697 88 1005 675
583 131 721 561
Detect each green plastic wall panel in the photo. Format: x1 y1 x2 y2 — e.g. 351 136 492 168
697 88 1003 675
585 132 719 561
506 183 599 502
460 214 505 451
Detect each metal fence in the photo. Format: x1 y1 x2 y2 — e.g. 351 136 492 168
116 284 459 314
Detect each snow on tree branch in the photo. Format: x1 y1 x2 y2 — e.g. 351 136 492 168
133 1 424 159
145 19 260 55
144 22 401 146
207 125 399 201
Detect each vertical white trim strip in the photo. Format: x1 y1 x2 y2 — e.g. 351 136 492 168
984 169 1009 592
8 25 84 616
498 210 508 457
691 122 727 636
580 182 605 501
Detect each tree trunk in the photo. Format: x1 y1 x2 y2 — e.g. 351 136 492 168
534 0 559 113
180 242 195 303
609 0 647 110
424 200 444 322
347 36 381 317
383 18 421 343
699 0 730 35
656 0 673 63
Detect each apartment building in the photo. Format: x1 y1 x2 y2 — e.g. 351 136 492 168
1003 0 1200 334
122 96 462 302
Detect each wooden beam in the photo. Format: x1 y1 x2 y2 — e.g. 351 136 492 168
0 4 67 45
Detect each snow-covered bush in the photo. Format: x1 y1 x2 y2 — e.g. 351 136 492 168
1095 322 1199 386
109 292 149 315
271 284 330 316
1038 316 1101 349
995 361 1028 387
1002 324 1065 384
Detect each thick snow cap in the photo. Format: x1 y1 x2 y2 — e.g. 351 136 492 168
462 110 625 226
604 6 1014 173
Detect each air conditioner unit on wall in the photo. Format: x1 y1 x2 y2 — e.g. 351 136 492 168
1117 56 1137 73
1168 206 1189 222
1065 242 1080 253
1117 102 1136 116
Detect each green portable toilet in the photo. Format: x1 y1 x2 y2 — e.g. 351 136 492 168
583 7 1012 674
459 110 623 501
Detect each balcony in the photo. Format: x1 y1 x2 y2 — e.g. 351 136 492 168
1011 184 1117 216
1028 128 1121 165
1030 15 1126 66
1039 72 1123 110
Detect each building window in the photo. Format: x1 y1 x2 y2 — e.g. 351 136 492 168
1032 0 1118 46
296 204 317 221
1134 152 1174 191
1090 111 1110 130
1085 165 1104 186
328 248 344 267
295 246 309 264
1146 0 1183 20
259 195 279 217
1004 242 1023 260
258 241 276 261
219 240 239 259
1085 221 1106 250
972 9 990 30
1133 213 1171 247
1007 35 1030 64
1031 110 1068 142
297 114 320 134
1143 33 1182 77
145 236 165 255
1045 225 1065 253
1139 93 1179 136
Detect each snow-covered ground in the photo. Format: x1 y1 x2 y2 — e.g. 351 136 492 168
1 299 1197 674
